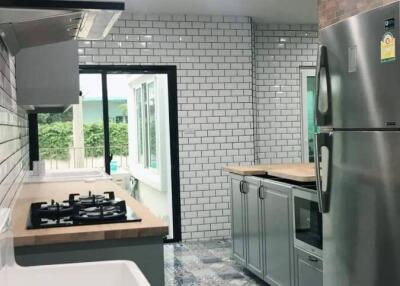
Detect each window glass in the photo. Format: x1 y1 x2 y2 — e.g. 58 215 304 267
147 82 157 169
135 87 144 164
307 76 316 163
37 73 106 171
133 80 159 170
142 83 148 166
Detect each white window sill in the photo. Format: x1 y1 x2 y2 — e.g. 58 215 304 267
129 165 161 191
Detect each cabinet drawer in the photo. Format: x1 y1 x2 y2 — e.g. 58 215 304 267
297 250 322 271
295 248 322 286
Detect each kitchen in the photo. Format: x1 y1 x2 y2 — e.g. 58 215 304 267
0 0 398 286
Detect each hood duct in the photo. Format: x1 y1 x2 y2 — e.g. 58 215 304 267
0 1 124 55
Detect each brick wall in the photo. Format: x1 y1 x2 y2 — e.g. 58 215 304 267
0 39 29 208
319 0 397 28
79 13 255 240
254 24 319 164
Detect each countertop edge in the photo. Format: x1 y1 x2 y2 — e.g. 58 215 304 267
223 164 316 182
11 180 169 247
14 226 169 247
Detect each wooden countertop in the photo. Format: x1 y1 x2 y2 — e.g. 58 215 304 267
224 163 316 182
11 180 169 247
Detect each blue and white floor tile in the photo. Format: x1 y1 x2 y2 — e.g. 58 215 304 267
164 240 267 286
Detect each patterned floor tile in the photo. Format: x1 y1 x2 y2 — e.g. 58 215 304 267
164 240 267 286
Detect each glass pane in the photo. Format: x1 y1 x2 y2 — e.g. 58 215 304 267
136 88 144 165
80 74 105 171
307 76 316 163
38 74 105 171
294 197 322 250
142 82 148 167
38 110 73 169
147 82 157 169
106 75 130 173
106 73 174 239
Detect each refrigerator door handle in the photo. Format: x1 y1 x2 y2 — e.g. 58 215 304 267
315 45 332 126
315 132 333 213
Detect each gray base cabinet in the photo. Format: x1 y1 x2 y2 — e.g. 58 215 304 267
230 175 322 286
245 177 264 278
261 181 293 286
230 175 263 278
294 248 323 286
231 174 246 265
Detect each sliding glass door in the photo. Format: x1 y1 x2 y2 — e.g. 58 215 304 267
80 66 180 241
35 66 180 241
38 73 107 172
106 73 174 239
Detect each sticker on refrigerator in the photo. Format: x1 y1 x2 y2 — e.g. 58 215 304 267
348 46 357 73
381 32 396 63
384 18 395 30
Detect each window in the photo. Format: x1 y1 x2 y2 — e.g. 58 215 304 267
135 87 144 165
147 82 157 169
134 81 157 170
33 67 180 242
301 69 316 163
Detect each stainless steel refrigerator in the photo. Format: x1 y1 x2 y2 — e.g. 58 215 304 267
315 2 400 286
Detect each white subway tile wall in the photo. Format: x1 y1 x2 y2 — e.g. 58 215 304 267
79 13 256 240
254 24 319 164
79 14 319 240
0 16 318 239
0 39 29 208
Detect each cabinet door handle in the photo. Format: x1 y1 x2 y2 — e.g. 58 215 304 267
240 180 248 194
243 181 249 194
258 185 265 200
308 256 318 262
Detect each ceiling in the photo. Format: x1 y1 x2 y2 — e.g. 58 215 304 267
125 0 318 24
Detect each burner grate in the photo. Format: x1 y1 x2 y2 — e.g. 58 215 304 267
27 191 141 229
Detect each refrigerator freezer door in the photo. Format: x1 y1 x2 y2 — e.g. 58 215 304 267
324 131 400 286
319 2 400 129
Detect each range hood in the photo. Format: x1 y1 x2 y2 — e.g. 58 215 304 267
0 0 125 55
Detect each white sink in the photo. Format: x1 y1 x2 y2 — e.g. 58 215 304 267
8 261 149 286
44 170 103 178
0 209 150 286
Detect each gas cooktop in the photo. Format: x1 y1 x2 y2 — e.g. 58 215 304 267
27 191 141 229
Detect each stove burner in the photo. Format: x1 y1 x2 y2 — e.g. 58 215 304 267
68 191 116 207
73 200 127 221
28 191 141 229
31 200 73 217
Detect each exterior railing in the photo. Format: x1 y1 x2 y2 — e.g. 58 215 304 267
39 146 129 171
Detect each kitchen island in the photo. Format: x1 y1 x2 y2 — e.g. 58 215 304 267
11 179 168 286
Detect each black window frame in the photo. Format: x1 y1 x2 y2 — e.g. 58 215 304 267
29 65 181 243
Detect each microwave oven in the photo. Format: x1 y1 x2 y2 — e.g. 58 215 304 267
293 186 322 258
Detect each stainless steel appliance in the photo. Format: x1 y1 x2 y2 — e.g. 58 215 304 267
0 0 125 55
293 187 322 258
316 2 400 285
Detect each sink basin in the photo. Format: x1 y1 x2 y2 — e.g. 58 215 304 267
8 261 150 286
26 169 110 183
44 170 103 178
0 209 150 286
